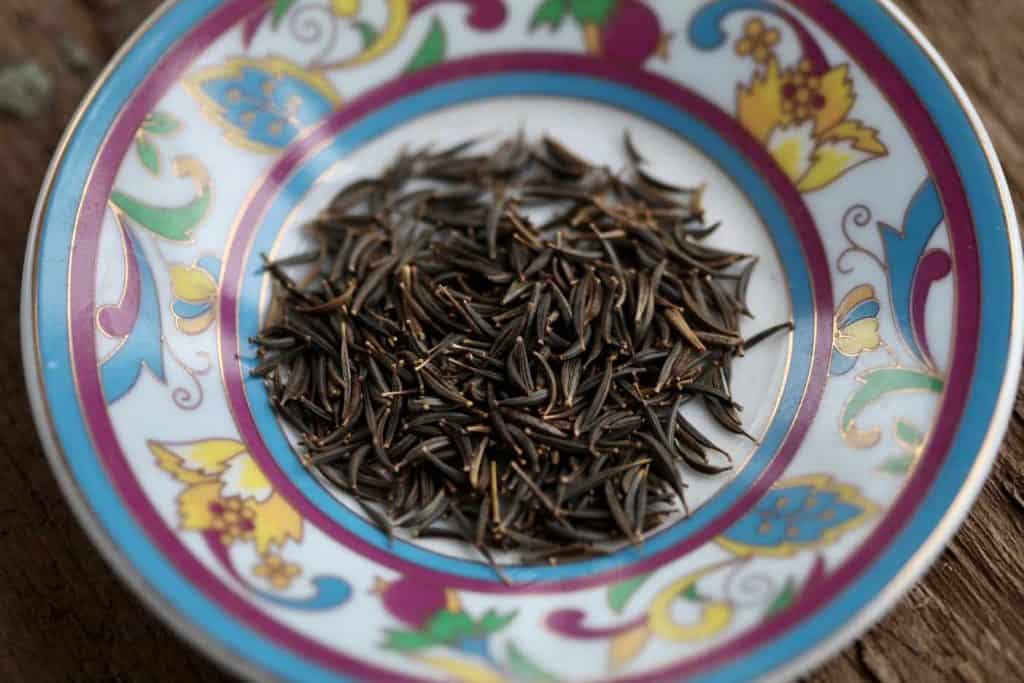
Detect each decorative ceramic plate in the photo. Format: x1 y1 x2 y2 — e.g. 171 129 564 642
22 1 1021 681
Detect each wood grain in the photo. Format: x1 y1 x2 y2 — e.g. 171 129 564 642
0 1 1019 681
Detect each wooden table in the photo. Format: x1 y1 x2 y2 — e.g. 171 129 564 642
1 1 1020 680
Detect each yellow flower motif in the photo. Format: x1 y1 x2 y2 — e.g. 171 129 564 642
169 257 220 334
735 44 886 191
151 439 250 483
735 19 780 64
170 264 217 301
178 481 224 529
835 319 881 356
149 439 304 553
209 496 258 546
780 60 828 123
833 284 882 357
254 553 302 590
646 566 733 643
250 491 304 554
176 484 257 546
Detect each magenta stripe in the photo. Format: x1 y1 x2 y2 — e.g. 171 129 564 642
96 219 141 337
912 250 953 367
216 51 833 594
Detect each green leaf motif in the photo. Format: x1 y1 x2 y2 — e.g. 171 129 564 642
109 158 212 242
506 642 563 683
404 17 446 73
840 368 943 448
271 0 298 28
478 609 517 635
142 111 180 135
765 578 797 617
354 20 379 50
425 610 476 642
111 189 210 242
531 0 569 30
896 419 925 449
608 572 651 613
135 135 160 175
569 0 617 24
383 628 438 652
681 582 703 602
880 453 915 475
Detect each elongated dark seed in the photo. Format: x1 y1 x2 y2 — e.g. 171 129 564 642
510 461 561 517
581 358 614 432
677 440 731 475
487 383 522 455
502 408 567 438
743 321 794 351
605 480 638 542
561 357 582 407
563 460 650 501
636 167 691 194
624 130 646 166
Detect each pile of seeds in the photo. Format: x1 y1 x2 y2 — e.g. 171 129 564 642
252 133 790 567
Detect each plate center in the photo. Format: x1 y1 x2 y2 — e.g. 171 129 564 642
261 96 794 562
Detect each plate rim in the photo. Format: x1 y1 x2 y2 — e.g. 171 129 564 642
19 1 1022 681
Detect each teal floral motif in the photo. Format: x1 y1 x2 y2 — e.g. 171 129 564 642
877 179 950 369
880 453 914 475
98 216 165 403
836 181 950 371
718 476 878 558
185 57 339 153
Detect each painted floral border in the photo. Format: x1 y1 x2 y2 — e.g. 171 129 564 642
86 1 955 680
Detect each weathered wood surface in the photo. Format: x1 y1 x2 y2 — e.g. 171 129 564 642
0 1 1019 680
